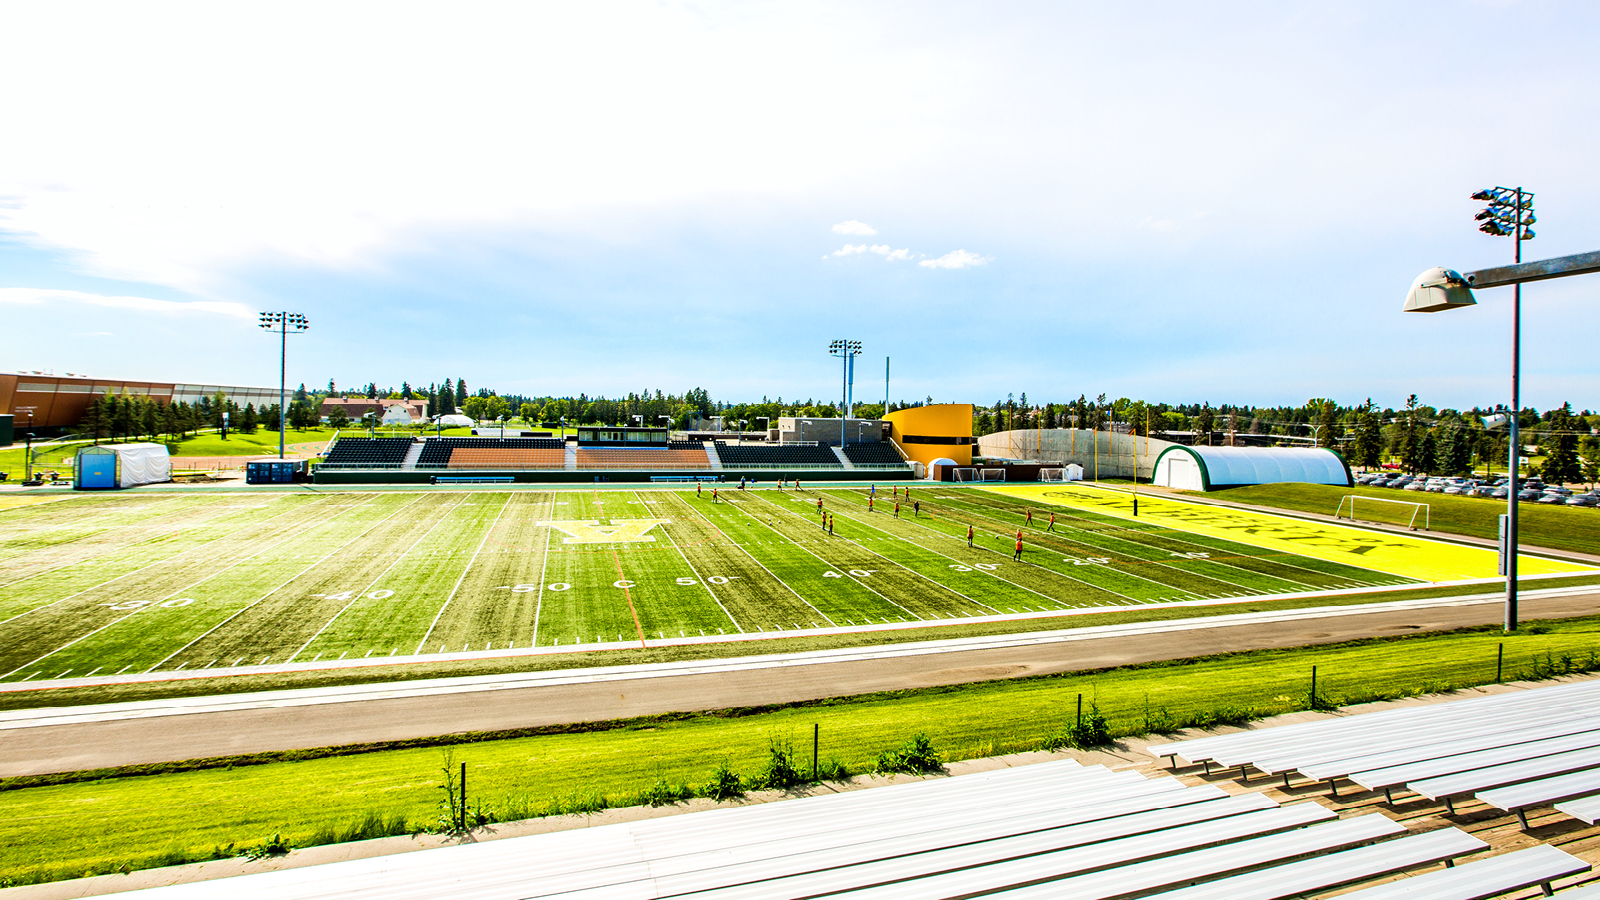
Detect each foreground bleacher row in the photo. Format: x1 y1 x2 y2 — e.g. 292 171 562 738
1151 679 1600 830
316 437 910 471
106 758 1593 900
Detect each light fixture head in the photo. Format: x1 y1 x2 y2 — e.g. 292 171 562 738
1471 189 1494 201
1403 267 1477 313
1521 228 1535 240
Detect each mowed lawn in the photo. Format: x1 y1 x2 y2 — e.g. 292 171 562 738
0 486 1443 681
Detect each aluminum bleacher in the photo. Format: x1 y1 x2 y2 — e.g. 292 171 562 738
714 443 842 467
1149 679 1600 828
842 441 906 466
98 759 1520 900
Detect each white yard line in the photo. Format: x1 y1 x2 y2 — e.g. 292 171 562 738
142 494 411 672
414 493 514 654
648 492 744 633
734 492 928 620
287 494 471 663
823 497 1095 609
530 492 557 647
669 491 833 628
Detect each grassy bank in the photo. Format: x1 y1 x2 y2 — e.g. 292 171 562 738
1205 482 1600 557
4 617 1599 886
8 572 1597 713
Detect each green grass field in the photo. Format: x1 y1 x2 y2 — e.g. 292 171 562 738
1209 482 1600 557
0 486 1444 684
4 617 1599 886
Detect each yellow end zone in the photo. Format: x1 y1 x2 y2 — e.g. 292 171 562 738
980 484 1594 583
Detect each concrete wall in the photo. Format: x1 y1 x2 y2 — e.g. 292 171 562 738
976 428 1178 480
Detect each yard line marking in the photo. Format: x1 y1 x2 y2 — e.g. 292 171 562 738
287 494 470 663
900 492 1196 599
530 492 558 648
414 493 514 655
822 495 1111 608
649 493 744 634
144 494 408 671
736 493 932 619
675 492 840 627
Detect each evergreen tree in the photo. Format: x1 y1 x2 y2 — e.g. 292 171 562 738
1419 429 1438 475
1195 405 1215 446
365 383 378 399
1542 403 1581 484
455 379 468 406
401 382 412 399
1043 404 1057 430
294 383 308 404
241 403 259 433
1353 401 1382 469
1316 400 1339 449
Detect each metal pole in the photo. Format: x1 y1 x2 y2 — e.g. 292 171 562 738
1506 188 1524 632
884 357 890 413
813 723 819 782
278 315 287 459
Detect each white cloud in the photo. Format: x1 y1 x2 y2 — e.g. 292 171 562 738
872 246 911 261
832 220 877 236
0 288 252 318
918 250 992 270
826 244 869 258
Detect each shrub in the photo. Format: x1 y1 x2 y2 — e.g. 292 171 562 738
639 776 693 807
1042 703 1111 750
817 757 853 782
753 738 806 790
875 734 943 774
239 833 290 860
706 761 744 800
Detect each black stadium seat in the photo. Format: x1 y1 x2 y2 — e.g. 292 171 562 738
713 444 841 466
843 442 905 465
322 437 414 466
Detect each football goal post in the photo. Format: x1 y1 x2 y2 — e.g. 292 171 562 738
979 468 1007 483
952 467 978 483
1039 467 1066 483
1335 495 1430 531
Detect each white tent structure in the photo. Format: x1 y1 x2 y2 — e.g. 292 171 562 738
1065 463 1084 481
74 443 172 489
1151 446 1351 492
431 413 476 429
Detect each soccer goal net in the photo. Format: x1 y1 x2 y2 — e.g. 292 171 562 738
1335 495 1430 531
1039 468 1066 483
979 468 1007 483
951 467 979 483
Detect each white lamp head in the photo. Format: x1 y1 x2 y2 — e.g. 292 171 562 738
1403 267 1476 313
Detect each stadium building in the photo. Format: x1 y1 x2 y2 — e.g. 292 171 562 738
0 372 282 435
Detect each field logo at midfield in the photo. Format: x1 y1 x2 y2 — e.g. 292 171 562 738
540 519 670 544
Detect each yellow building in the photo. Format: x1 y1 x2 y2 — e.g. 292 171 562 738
885 403 975 468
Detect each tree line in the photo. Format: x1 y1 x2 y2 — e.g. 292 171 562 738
973 394 1599 483
76 390 321 444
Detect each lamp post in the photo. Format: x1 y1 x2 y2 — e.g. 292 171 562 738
1404 187 1534 631
258 311 309 460
658 415 672 437
829 339 862 448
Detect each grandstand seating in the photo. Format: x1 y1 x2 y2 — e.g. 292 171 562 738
417 437 565 468
714 443 841 466
668 441 706 450
321 437 413 467
842 441 906 466
449 448 567 469
575 448 710 469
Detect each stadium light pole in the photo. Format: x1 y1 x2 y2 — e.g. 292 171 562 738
258 312 309 460
829 340 862 447
1405 186 1535 631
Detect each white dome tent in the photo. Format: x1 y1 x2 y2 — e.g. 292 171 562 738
1151 446 1352 492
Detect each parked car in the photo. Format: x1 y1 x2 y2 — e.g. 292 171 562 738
1537 492 1568 504
1517 488 1544 501
1564 494 1598 508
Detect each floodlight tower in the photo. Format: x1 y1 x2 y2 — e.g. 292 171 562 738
829 339 862 447
258 311 309 459
1470 187 1534 631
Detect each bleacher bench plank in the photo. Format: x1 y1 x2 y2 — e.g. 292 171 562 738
1331 844 1589 900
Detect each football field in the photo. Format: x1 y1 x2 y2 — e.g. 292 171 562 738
0 484 1586 683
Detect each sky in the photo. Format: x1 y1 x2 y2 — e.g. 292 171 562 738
2 1 1598 413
